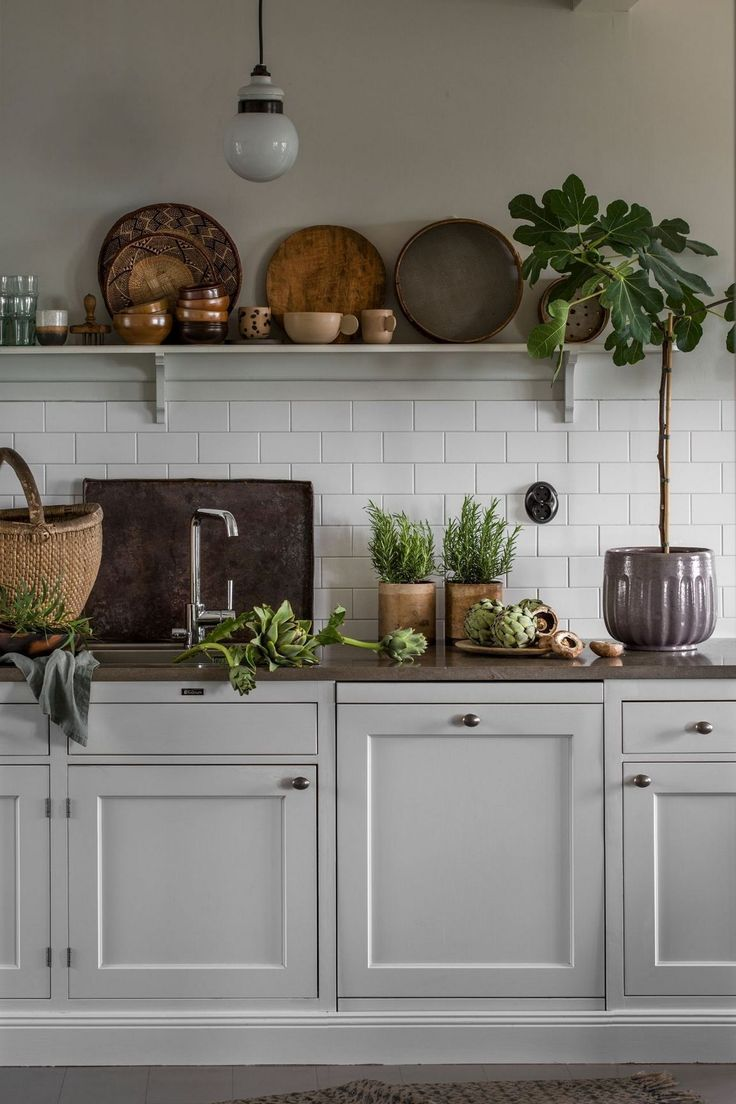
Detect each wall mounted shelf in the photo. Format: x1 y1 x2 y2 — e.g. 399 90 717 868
0 343 653 425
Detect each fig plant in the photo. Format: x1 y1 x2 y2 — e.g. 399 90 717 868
509 175 734 552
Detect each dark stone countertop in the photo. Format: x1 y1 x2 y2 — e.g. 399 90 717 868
2 640 735 683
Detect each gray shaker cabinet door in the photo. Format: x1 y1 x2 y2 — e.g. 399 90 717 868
0 766 50 998
68 764 317 999
337 703 604 999
624 762 736 996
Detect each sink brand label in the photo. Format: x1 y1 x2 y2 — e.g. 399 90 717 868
181 688 205 696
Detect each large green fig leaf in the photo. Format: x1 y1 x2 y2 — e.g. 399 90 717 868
600 271 663 345
726 283 735 353
674 314 703 352
604 329 646 366
508 193 565 245
592 200 653 249
639 240 714 299
527 298 569 360
547 174 599 228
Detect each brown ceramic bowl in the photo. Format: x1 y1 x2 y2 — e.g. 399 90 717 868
175 306 229 323
113 311 173 345
178 284 227 301
176 294 230 311
120 297 170 314
178 320 228 344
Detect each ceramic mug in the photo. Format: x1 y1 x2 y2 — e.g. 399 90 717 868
361 309 397 344
238 306 272 340
283 311 359 344
36 309 68 346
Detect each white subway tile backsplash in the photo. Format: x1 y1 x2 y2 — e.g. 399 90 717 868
629 431 689 463
45 464 105 495
445 432 504 463
414 401 473 431
199 433 258 463
106 464 168 479
168 464 229 478
321 557 375 588
352 588 379 619
168 402 228 432
670 401 722 430
599 401 658 431
540 462 598 494
476 402 534 431
261 432 319 463
322 432 380 462
724 464 735 495
629 494 690 525
354 463 412 494
230 464 290 479
669 524 723 551
723 527 736 556
322 495 371 526
353 401 412 430
291 463 352 494
382 494 445 524
691 432 736 462
0 402 44 431
414 463 475 494
76 433 134 463
669 461 722 494
383 432 444 463
314 526 353 556
538 525 598 557
106 402 163 432
138 433 197 464
599 462 659 495
229 401 290 431
691 494 736 526
508 557 567 588
313 588 353 618
476 463 536 495
0 463 44 493
537 400 597 431
45 402 105 432
599 524 659 549
15 432 74 463
544 587 599 618
291 401 351 431
568 494 628 525
723 402 735 431
507 432 567 462
568 557 604 587
569 432 628 463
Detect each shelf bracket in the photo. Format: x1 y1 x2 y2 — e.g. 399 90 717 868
562 351 578 424
154 351 166 425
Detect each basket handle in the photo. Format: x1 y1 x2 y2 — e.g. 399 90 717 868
0 448 45 527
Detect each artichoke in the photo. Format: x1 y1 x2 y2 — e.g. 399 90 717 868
379 627 428 662
491 604 537 648
464 598 505 644
246 600 321 671
517 598 559 637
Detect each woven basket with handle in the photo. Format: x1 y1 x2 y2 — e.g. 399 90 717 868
0 448 103 618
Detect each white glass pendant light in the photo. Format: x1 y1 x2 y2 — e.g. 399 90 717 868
224 0 299 183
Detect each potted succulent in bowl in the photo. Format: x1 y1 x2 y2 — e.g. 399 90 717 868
510 175 734 650
442 495 522 641
366 501 437 642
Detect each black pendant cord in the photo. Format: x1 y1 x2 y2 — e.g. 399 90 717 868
258 0 264 66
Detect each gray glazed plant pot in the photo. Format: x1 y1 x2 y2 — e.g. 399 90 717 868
603 547 717 651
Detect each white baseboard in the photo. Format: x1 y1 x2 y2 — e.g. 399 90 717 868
3 1012 736 1065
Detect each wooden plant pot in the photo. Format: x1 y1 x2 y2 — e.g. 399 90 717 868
378 582 436 644
445 580 503 642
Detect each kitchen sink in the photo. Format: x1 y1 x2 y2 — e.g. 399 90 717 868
90 643 211 667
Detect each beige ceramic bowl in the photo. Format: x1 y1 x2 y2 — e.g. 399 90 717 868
283 311 359 344
113 311 172 345
175 306 229 323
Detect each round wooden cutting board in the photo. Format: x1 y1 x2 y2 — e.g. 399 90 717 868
266 225 386 328
455 639 551 657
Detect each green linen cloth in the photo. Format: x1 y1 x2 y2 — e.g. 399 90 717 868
0 648 99 746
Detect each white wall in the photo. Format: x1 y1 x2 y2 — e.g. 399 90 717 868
0 0 733 637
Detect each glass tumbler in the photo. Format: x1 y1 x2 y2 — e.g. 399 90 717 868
9 294 38 345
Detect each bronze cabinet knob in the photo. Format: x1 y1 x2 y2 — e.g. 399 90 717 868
694 720 713 734
291 776 311 790
633 774 652 788
462 713 481 727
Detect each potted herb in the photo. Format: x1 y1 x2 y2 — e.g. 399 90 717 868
365 501 437 642
510 175 734 650
0 579 92 656
442 495 522 641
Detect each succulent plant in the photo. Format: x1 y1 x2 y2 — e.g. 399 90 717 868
464 598 505 645
490 604 537 649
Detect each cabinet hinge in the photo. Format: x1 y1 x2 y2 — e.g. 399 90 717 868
44 798 52 818
46 947 52 968
66 947 72 968
65 798 71 818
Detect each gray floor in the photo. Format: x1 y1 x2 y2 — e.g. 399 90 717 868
0 1064 734 1104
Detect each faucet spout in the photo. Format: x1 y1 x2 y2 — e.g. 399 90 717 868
193 507 239 538
175 507 241 646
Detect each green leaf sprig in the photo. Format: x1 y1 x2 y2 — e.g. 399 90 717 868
365 501 436 584
0 578 92 652
442 495 522 584
174 600 427 696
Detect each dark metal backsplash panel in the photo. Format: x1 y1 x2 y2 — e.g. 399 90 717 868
82 479 313 642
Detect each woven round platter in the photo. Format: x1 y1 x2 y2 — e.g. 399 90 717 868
98 203 242 316
395 218 522 342
539 277 609 343
455 639 551 657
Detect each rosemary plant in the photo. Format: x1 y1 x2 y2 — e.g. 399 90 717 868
365 501 436 584
443 496 522 583
0 579 92 651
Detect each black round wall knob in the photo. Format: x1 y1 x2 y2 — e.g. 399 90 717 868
524 482 559 524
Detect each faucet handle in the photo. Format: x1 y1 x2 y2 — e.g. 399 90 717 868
171 628 188 643
226 579 234 611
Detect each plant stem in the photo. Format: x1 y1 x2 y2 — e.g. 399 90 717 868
337 635 381 652
657 313 674 554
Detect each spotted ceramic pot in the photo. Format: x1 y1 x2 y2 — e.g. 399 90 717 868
238 306 272 340
603 547 717 651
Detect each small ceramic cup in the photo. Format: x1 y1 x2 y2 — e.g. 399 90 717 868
283 311 359 344
239 306 272 340
35 309 69 346
361 309 397 344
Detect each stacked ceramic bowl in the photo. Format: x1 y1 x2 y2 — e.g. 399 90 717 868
112 298 172 345
175 283 230 343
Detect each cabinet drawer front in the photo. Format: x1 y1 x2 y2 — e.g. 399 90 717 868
623 701 736 754
0 705 49 755
71 702 317 755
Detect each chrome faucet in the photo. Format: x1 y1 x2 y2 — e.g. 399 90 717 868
172 507 240 647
